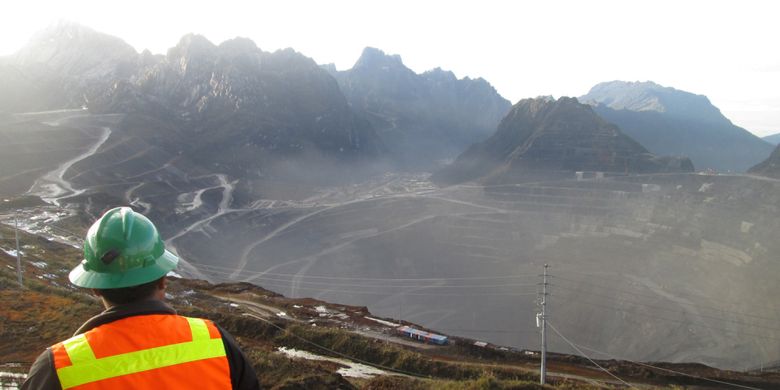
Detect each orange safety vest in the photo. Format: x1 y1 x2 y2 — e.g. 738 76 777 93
51 314 231 389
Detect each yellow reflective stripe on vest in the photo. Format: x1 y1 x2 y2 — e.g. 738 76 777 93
62 334 96 364
186 317 211 341
56 318 226 389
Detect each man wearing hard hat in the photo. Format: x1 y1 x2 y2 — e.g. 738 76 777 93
21 207 260 389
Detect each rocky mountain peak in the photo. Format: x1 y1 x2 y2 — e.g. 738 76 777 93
504 96 597 128
331 47 511 166
217 37 259 55
320 63 338 76
353 47 406 72
433 96 693 185
167 34 217 61
581 80 725 122
423 67 457 82
15 21 137 76
581 80 774 171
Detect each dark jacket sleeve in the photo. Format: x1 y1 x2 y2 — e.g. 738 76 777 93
217 325 260 390
20 349 62 390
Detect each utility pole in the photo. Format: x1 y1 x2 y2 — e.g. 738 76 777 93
14 209 22 288
540 263 548 385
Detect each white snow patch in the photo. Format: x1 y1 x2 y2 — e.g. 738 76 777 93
277 347 389 378
276 311 287 317
229 303 240 308
0 370 26 388
364 317 400 327
1 249 23 258
30 261 47 269
314 305 328 313
167 271 183 278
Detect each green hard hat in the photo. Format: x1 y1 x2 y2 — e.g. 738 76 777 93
69 207 179 289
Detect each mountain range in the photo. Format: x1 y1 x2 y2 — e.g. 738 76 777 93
580 81 774 172
764 132 780 145
433 97 693 185
2 23 774 179
326 47 511 167
3 22 385 182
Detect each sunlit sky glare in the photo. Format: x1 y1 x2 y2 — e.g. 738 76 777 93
2 0 779 136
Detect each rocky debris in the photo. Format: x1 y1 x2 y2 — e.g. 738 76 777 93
433 96 694 185
581 80 774 172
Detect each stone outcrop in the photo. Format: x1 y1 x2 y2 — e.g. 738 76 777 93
581 81 774 172
2 23 386 180
433 97 694 185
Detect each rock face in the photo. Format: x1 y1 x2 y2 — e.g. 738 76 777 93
433 97 693 185
0 21 138 112
2 23 385 180
91 35 385 175
328 47 511 167
580 81 774 172
748 144 780 178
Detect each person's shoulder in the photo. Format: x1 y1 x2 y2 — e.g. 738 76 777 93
21 348 62 390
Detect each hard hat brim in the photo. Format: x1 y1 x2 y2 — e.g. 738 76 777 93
69 249 179 289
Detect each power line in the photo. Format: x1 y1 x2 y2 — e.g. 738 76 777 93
549 295 780 342
551 284 780 332
555 266 780 311
561 333 762 390
198 267 539 289
202 278 539 297
435 328 539 335
552 274 779 323
547 321 635 388
193 262 540 282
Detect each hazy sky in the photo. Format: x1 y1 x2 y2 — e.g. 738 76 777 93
2 0 779 136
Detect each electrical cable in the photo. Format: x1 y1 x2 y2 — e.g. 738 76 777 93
435 328 539 335
550 324 762 390
546 321 636 388
193 262 540 282
553 269 775 321
198 267 539 289
548 295 780 342
551 284 780 332
201 277 540 297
